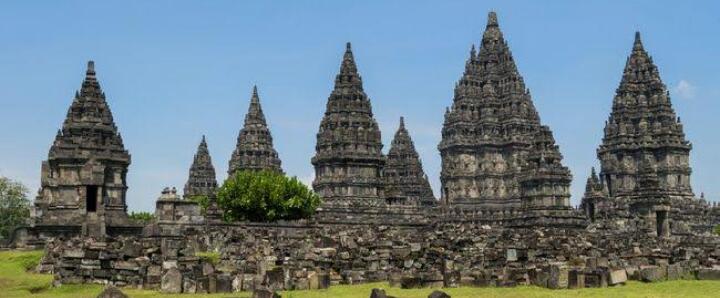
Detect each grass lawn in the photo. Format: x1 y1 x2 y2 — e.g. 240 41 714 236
1 250 719 298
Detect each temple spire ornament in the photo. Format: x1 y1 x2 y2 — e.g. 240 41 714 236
311 42 386 207
384 117 436 206
228 86 282 176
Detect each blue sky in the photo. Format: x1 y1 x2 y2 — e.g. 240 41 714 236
1 1 718 212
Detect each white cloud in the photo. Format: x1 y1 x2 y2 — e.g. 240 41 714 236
673 80 696 100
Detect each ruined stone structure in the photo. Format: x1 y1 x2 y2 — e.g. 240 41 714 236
183 136 221 220
596 32 692 201
16 11 720 297
312 43 386 207
31 61 139 238
581 32 708 237
384 117 436 206
228 86 283 176
439 12 568 212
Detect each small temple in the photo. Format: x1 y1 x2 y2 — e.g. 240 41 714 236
228 86 283 176
31 61 140 238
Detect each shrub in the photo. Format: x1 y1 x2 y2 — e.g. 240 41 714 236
188 195 209 215
128 211 154 224
196 251 220 265
217 170 321 222
715 224 720 236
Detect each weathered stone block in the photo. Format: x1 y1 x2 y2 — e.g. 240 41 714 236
252 287 281 298
640 266 666 282
183 277 197 294
161 268 182 294
401 275 423 289
506 249 518 262
97 285 128 298
547 264 568 289
608 269 627 285
568 270 585 289
697 268 720 280
370 288 388 298
428 290 451 298
216 274 233 293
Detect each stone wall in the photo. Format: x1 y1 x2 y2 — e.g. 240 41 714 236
41 220 720 293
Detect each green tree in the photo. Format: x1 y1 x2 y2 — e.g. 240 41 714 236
0 177 30 241
128 211 154 224
715 224 720 236
217 170 321 222
188 195 210 215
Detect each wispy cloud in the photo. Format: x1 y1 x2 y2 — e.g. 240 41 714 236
673 80 696 100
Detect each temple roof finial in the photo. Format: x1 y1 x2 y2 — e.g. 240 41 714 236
399 116 405 129
633 31 644 51
251 85 260 103
487 11 499 28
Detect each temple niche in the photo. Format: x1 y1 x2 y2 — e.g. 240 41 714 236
311 43 386 207
31 61 139 238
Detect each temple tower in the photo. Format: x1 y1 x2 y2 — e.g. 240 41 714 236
184 136 221 220
228 86 283 176
597 32 693 201
439 12 567 209
33 61 133 236
384 117 436 206
579 168 610 222
311 43 386 206
184 136 218 199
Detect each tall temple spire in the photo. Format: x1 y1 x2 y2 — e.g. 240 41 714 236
228 86 283 175
312 43 385 206
35 61 133 233
384 117 436 206
439 12 560 209
184 135 218 199
598 32 692 199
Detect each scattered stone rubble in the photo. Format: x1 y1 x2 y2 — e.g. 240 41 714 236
37 219 720 294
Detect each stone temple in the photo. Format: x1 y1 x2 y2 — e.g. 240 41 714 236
10 12 720 294
183 136 221 220
581 32 709 236
31 61 140 238
383 117 435 206
228 86 283 176
438 12 572 216
311 43 386 207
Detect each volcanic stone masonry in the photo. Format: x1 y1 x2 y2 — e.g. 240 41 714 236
228 86 283 176
30 61 141 240
580 32 714 236
8 10 720 295
311 43 386 207
438 12 569 212
383 117 436 207
183 136 221 221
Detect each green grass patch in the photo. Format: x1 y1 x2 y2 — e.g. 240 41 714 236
196 251 220 265
1 250 720 297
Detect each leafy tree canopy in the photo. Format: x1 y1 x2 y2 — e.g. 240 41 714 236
217 170 320 222
0 177 30 241
128 211 154 224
